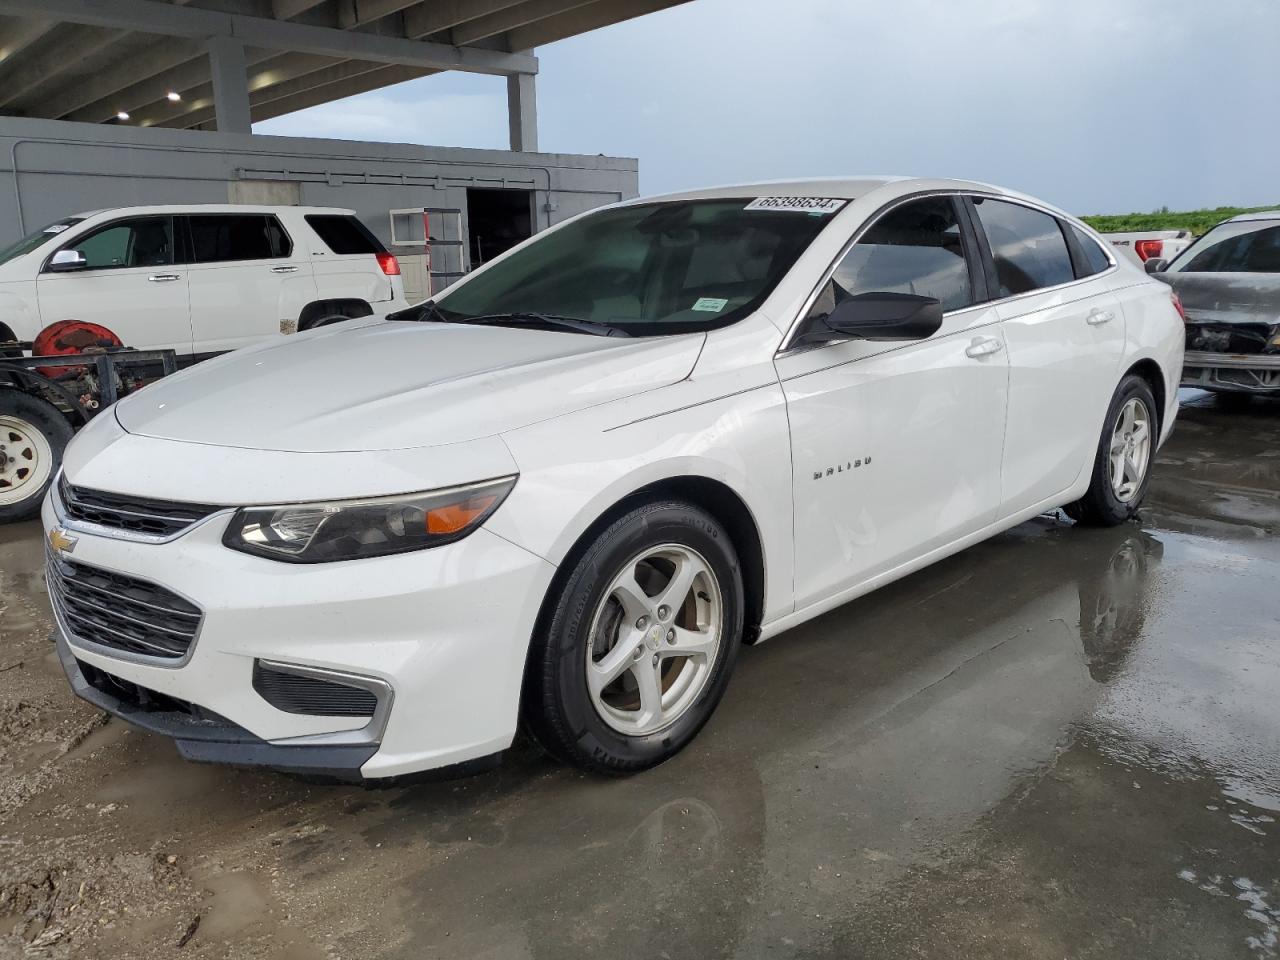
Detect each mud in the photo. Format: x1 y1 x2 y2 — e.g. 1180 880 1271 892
1 390 1278 959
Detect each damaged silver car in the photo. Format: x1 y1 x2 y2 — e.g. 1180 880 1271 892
1146 211 1280 399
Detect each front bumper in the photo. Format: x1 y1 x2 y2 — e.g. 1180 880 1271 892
55 630 379 779
43 492 556 779
1181 350 1280 393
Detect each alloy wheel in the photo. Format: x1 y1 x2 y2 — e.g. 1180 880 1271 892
1109 397 1151 503
586 543 724 736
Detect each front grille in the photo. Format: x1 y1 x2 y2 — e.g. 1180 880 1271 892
253 662 378 718
1185 322 1280 356
48 552 202 660
59 476 220 537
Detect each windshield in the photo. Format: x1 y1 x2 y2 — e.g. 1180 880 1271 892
1168 218 1280 274
434 199 841 335
0 218 85 267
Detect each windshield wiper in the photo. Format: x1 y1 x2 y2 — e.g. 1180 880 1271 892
454 312 632 338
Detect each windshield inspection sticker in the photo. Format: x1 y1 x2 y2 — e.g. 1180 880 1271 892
693 297 729 313
745 196 845 215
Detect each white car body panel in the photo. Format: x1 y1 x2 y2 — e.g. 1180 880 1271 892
43 177 1186 779
35 261 193 354
186 239 317 354
0 204 408 355
113 320 706 453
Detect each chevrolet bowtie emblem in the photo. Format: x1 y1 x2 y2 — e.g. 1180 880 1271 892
48 528 78 554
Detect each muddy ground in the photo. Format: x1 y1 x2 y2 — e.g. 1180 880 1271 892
2 391 1278 959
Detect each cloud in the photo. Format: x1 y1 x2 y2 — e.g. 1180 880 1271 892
256 82 508 151
260 0 1279 215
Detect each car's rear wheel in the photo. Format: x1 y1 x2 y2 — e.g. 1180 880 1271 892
1065 375 1157 527
523 500 744 774
0 390 72 523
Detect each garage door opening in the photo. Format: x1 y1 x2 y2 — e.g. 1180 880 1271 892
466 188 534 268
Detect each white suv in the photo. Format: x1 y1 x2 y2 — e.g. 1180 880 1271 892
0 205 408 360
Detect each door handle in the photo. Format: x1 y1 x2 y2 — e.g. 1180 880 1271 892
1087 309 1115 325
271 265 299 273
148 274 181 282
965 336 1004 359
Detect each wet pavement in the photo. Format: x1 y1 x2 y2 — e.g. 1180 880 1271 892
1 390 1278 959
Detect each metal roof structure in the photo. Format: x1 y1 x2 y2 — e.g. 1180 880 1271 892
0 0 688 147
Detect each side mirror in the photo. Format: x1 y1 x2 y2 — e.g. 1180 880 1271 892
1144 258 1168 274
801 292 943 345
47 249 87 272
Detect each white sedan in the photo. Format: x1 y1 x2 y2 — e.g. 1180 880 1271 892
43 177 1185 780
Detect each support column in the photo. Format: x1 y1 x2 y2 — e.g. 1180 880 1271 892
207 36 252 134
506 72 537 153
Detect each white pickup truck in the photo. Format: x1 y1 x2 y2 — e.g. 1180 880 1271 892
0 205 408 363
1103 230 1194 267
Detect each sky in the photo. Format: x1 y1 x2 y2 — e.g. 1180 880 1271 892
255 0 1279 216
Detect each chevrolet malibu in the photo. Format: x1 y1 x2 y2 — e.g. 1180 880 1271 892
43 178 1185 780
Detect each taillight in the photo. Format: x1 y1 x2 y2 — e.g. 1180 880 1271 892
376 252 401 276
1171 291 1187 322
1134 239 1164 261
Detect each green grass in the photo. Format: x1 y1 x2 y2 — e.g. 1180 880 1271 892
1080 205 1280 236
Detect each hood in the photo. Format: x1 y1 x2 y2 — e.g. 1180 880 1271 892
1161 272 1280 326
114 320 705 452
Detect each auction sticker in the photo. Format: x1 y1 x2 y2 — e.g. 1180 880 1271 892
744 196 845 214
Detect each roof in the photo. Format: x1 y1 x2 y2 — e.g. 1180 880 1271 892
1227 210 1280 223
0 0 690 130
69 204 357 218
632 176 1043 206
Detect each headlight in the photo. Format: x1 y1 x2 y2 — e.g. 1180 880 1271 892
222 476 516 563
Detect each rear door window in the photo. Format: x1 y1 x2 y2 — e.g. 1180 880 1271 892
972 198 1075 296
187 215 292 263
305 214 386 255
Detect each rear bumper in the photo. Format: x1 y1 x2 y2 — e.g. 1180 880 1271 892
1181 350 1280 393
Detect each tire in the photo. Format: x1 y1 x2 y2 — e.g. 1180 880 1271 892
522 499 745 775
0 389 73 523
1064 374 1158 527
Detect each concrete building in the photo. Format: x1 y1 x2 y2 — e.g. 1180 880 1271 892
0 0 687 296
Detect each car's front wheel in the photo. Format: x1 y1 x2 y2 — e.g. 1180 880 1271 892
1065 374 1158 526
523 500 744 774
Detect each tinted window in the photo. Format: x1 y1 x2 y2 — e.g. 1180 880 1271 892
435 199 834 335
1170 220 1280 274
973 198 1074 296
812 196 973 315
62 217 173 270
305 214 385 255
1071 224 1113 277
188 215 292 263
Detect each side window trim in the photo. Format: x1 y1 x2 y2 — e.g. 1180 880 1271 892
176 215 194 266
957 195 996 304
41 215 176 274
